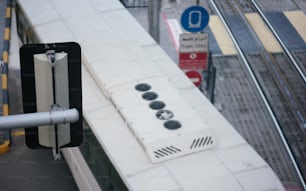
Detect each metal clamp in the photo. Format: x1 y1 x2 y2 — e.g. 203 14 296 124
46 50 57 67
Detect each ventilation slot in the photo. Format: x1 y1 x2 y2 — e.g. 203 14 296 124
190 136 213 149
154 146 181 158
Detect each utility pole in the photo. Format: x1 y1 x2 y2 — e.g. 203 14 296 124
148 0 161 43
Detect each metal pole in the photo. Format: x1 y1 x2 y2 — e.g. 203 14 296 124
207 65 216 104
0 108 79 129
148 0 161 43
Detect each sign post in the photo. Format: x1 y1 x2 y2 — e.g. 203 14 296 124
18 42 83 160
179 33 208 71
185 70 203 87
180 6 210 88
180 6 209 33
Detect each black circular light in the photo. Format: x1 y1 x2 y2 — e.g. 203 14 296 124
149 101 165 110
142 92 158 101
135 83 151 92
164 120 181 130
156 110 174 120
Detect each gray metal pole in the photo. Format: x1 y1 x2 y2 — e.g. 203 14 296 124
0 108 79 129
148 0 161 43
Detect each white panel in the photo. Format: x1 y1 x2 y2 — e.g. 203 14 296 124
142 45 193 90
54 53 69 108
64 16 118 46
127 166 181 191
19 0 60 26
89 0 123 12
51 0 97 18
215 145 267 173
54 53 71 146
34 52 70 147
165 152 244 191
101 8 156 46
235 168 285 191
34 54 54 147
63 14 162 89
84 44 163 89
35 20 76 43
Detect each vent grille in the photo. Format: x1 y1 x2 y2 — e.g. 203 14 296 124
190 136 213 149
154 146 181 158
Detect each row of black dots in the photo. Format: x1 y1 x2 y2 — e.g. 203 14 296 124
135 83 181 130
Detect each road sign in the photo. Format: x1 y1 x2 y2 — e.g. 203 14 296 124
179 33 209 70
181 6 210 33
20 42 82 149
185 70 202 87
179 52 208 70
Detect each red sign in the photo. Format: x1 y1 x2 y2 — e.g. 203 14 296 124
179 33 209 71
179 52 208 70
185 70 202 87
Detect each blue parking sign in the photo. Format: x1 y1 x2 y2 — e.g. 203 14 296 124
181 6 210 33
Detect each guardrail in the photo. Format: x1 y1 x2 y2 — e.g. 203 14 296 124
0 0 12 154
